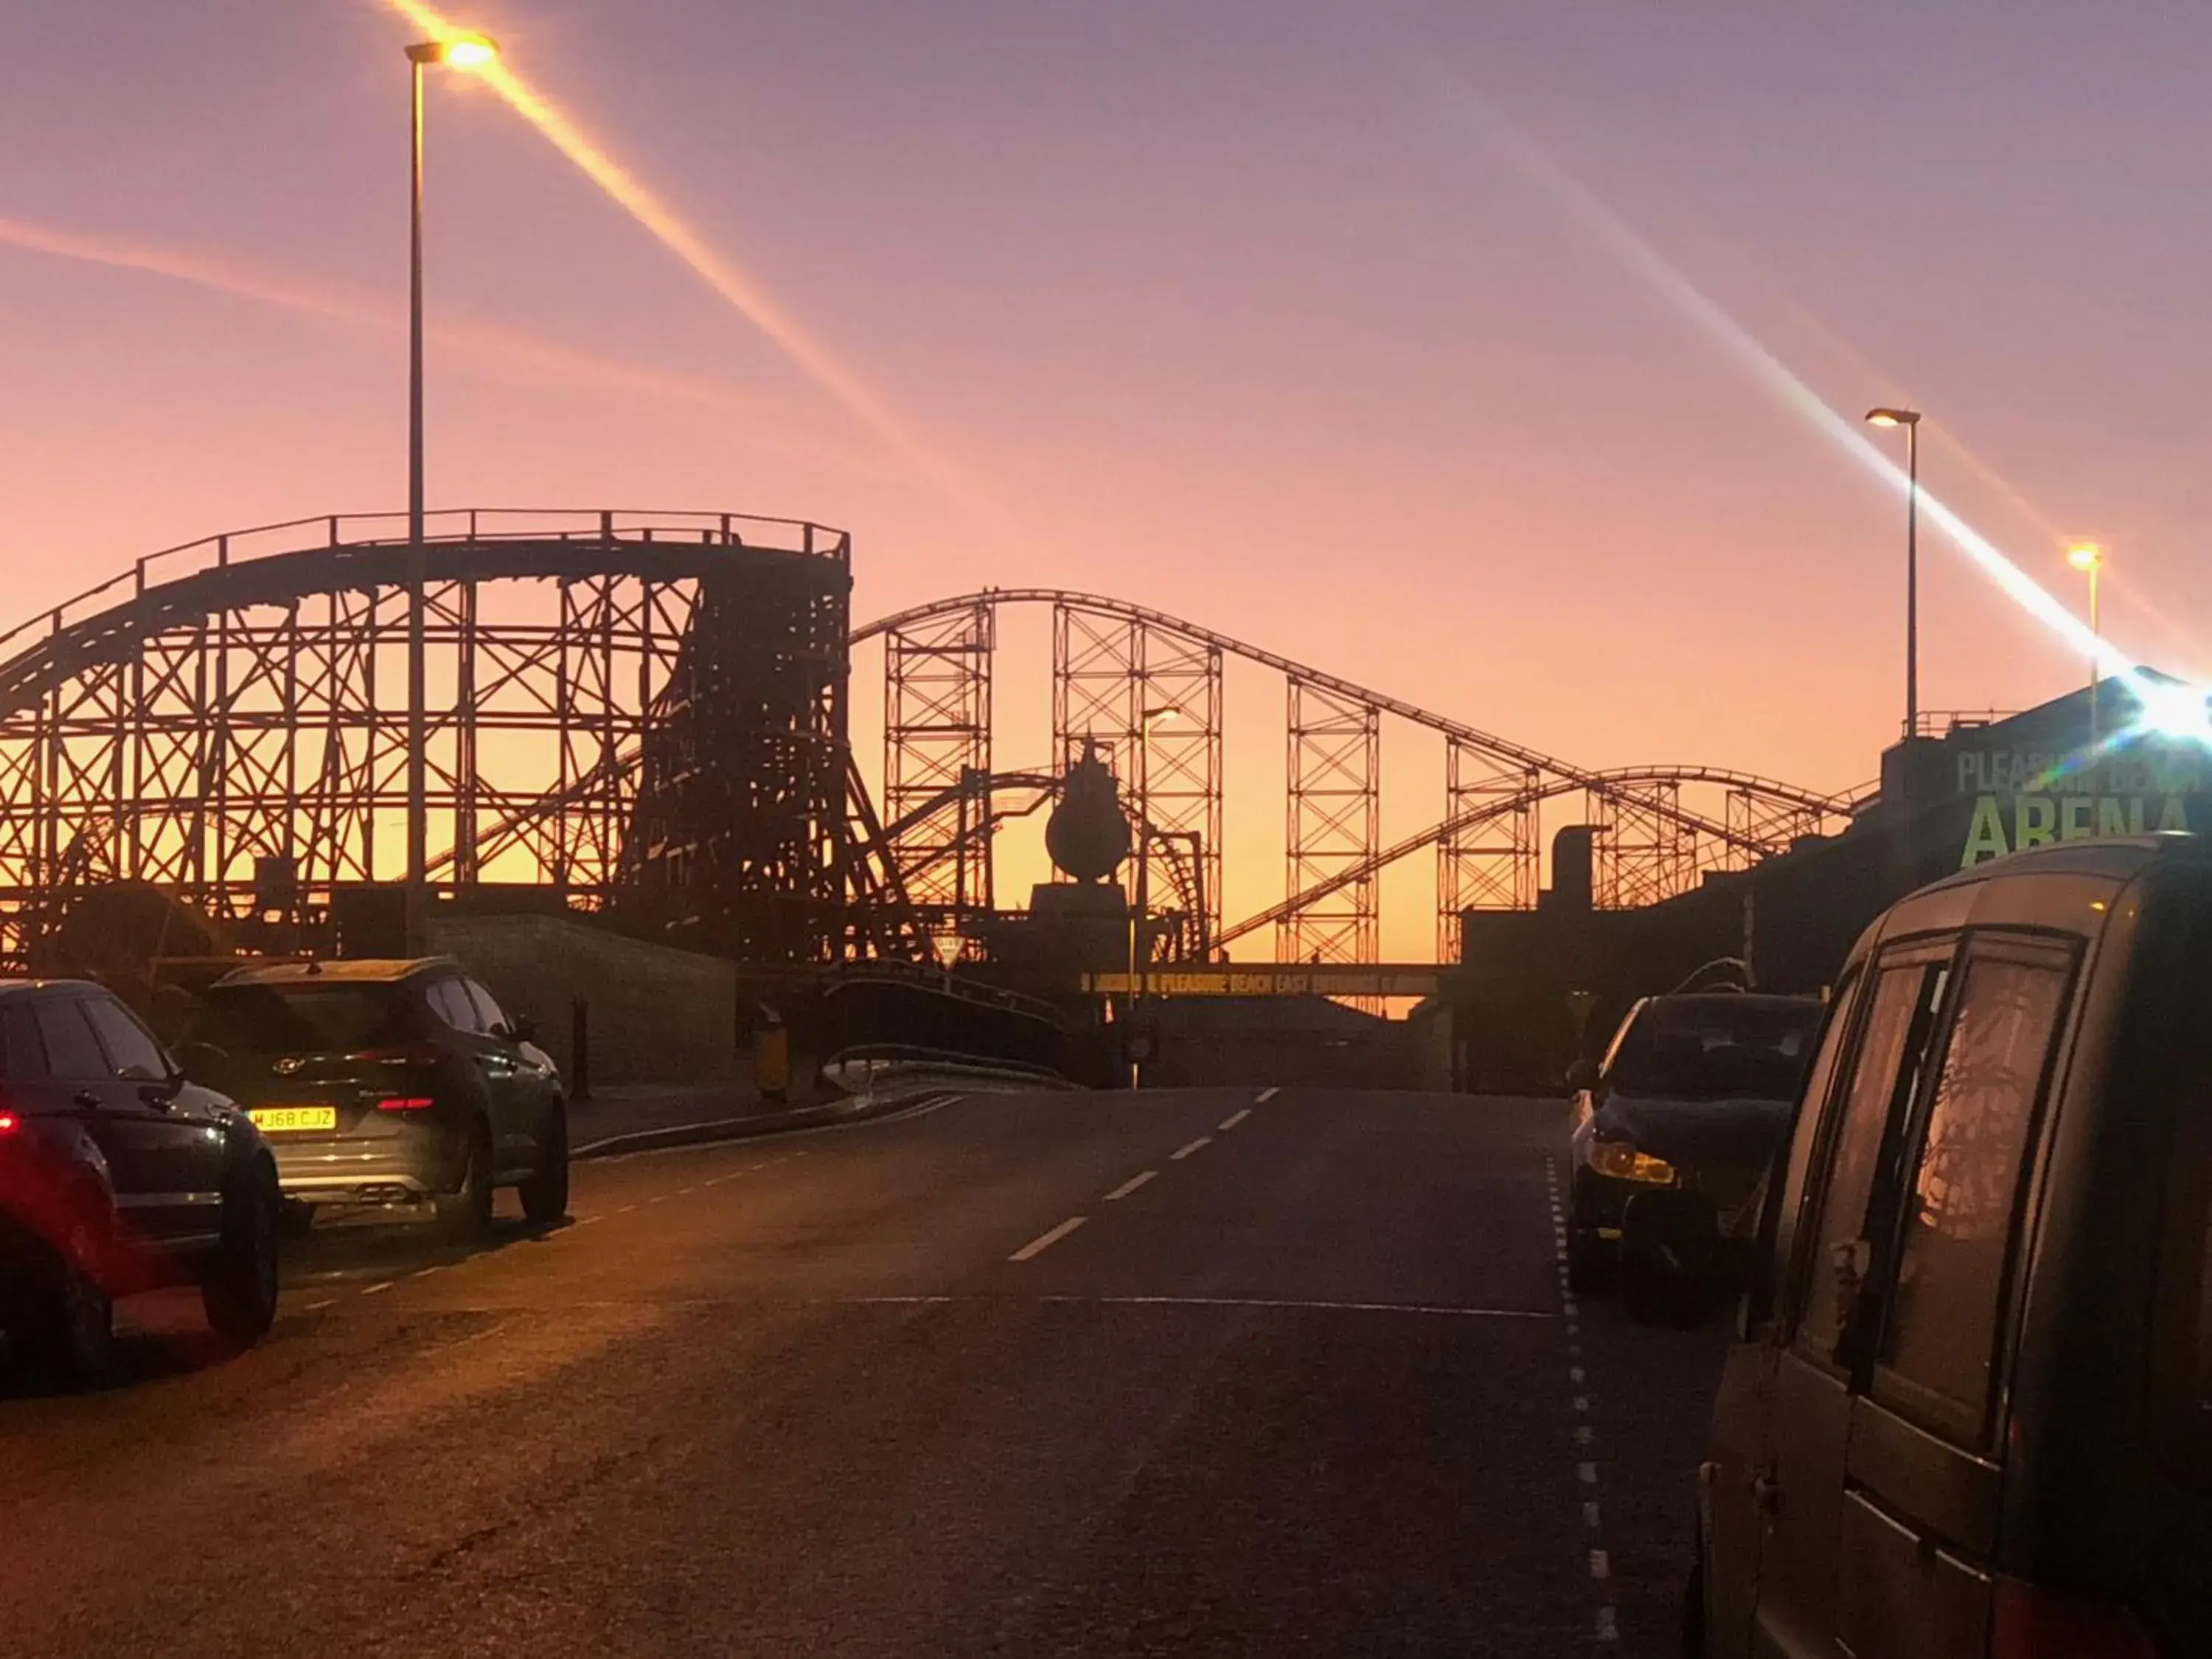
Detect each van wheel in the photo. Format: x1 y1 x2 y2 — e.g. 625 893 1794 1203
518 1103 569 1226
203 1164 281 1351
439 1120 496 1241
22 1220 114 1385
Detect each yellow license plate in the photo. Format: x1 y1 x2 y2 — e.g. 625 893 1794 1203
250 1106 337 1133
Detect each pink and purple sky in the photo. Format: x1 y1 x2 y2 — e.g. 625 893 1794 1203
4 2 2209 953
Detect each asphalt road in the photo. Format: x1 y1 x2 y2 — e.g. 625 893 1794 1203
0 1088 1726 1658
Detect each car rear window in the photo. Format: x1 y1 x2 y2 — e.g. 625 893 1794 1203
192 984 414 1054
1607 998 1821 1101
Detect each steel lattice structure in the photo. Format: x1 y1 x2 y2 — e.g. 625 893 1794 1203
882 602 994 933
0 509 909 968
855 589 1868 964
1050 602 1223 949
1282 680 1378 967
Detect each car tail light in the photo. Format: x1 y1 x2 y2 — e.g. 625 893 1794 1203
1992 1580 2161 1658
352 1042 448 1069
375 1096 436 1112
0 1110 17 1134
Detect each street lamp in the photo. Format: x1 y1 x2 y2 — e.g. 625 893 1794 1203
1865 407 1923 740
1125 705 1180 1088
403 32 500 956
2068 543 2105 743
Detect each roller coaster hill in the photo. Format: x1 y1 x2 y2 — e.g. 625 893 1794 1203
0 507 1863 1088
0 509 1074 1085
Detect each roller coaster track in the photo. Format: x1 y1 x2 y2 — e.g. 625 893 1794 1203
855 588 1854 815
854 588 1862 961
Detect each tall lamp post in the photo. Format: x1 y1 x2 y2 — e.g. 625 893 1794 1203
1865 407 1923 740
403 32 500 956
1124 705 1180 1088
2068 543 2106 744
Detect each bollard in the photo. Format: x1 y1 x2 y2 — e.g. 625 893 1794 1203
571 998 591 1101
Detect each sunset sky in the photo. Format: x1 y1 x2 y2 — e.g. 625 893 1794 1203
5 3 2209 957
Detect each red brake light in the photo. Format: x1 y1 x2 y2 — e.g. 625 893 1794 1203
1992 1580 2161 1659
375 1096 436 1113
0 1110 18 1134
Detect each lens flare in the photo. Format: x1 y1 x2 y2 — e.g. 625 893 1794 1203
385 1 1009 538
1432 80 2192 715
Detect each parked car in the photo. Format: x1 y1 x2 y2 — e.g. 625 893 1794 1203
1691 835 2212 1658
178 958 568 1237
0 978 280 1379
1566 991 1820 1318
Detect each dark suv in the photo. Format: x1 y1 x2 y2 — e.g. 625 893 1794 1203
1694 836 2212 1658
0 979 280 1379
181 959 567 1236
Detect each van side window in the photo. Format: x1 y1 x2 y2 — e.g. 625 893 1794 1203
1874 946 2070 1441
1793 957 1949 1366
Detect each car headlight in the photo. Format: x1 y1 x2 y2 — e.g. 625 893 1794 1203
1587 1138 1675 1184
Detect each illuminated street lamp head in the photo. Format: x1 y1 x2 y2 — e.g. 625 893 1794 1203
1864 406 1921 428
1142 704 1182 730
2067 542 2106 573
406 34 500 70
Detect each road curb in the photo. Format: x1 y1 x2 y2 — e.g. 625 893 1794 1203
571 1087 945 1161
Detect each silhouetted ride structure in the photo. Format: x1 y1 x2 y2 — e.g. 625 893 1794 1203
0 510 914 970
0 514 1860 978
855 591 1864 964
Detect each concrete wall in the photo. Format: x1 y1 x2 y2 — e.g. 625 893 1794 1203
425 913 740 1089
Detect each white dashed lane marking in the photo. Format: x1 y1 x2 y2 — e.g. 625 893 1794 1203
1104 1170 1158 1202
1009 1216 1088 1262
1217 1108 1251 1131
1254 1086 1279 1103
1551 1155 1618 1645
1170 1136 1211 1161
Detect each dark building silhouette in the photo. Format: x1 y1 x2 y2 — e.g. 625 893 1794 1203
1453 676 2212 1091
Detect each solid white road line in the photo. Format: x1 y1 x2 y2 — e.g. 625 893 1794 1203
1217 1108 1251 1131
837 1294 1557 1320
1255 1086 1280 1103
1104 1170 1158 1201
1170 1136 1211 1161
1009 1215 1088 1262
